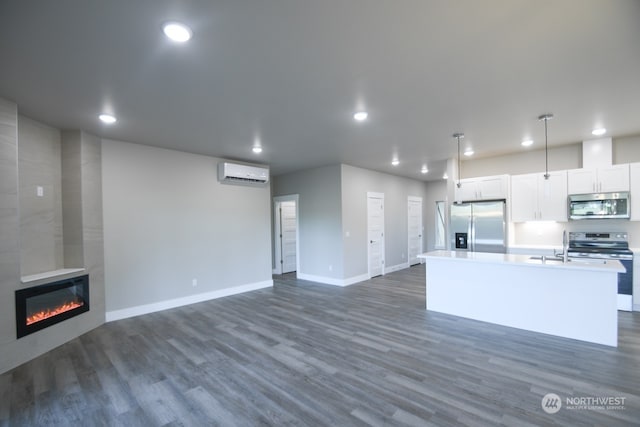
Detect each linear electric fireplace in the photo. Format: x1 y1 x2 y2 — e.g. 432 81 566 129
15 275 89 338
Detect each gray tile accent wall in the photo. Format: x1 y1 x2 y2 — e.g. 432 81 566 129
18 116 64 275
61 130 84 267
79 131 105 317
0 98 20 358
0 102 105 374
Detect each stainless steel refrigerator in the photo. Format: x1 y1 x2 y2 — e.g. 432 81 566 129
450 200 506 253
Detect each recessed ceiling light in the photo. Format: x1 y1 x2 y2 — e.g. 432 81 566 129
391 159 399 166
421 166 428 174
99 114 117 124
442 173 448 180
353 111 368 122
252 146 263 154
592 127 607 136
521 139 534 147
162 21 192 42
463 149 474 156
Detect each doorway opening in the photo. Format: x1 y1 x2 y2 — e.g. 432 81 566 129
273 195 299 276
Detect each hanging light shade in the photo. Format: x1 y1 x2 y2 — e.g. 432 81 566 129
453 133 464 188
538 113 554 180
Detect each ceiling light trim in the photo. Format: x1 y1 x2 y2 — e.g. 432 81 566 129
353 111 368 122
99 114 117 124
162 21 193 42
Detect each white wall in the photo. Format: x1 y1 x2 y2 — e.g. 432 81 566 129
423 179 447 252
272 164 431 284
340 164 428 278
272 165 344 282
613 135 640 164
461 143 582 179
102 140 272 317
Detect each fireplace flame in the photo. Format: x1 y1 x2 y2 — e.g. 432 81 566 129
26 300 84 325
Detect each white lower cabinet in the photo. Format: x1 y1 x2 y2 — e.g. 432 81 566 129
511 171 567 222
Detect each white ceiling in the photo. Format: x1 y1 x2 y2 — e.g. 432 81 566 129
1 1 639 180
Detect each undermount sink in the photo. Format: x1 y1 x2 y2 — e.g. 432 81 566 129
528 256 607 265
528 255 564 263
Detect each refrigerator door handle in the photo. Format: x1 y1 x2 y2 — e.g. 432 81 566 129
469 213 475 252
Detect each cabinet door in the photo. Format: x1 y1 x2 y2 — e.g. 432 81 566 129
476 175 508 199
510 174 538 222
568 168 596 194
598 164 630 192
539 171 568 221
454 179 478 202
631 163 640 221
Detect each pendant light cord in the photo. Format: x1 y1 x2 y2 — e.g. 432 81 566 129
544 117 549 179
538 113 553 180
457 135 461 188
453 133 464 188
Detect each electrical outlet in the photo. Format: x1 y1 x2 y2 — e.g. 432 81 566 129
36 186 43 197
192 278 198 287
329 265 333 272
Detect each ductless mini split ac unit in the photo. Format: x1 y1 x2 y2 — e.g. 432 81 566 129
218 162 269 186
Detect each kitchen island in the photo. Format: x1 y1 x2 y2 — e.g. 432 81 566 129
418 250 625 347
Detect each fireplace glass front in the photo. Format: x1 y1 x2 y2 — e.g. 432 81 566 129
15 275 90 338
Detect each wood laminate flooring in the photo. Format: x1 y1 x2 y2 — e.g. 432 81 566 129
1 265 639 426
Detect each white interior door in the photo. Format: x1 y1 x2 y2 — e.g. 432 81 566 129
408 197 423 265
367 193 385 278
280 201 297 273
274 195 298 275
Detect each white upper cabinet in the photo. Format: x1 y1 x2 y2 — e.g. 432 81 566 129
567 164 629 194
631 162 640 221
511 171 567 222
455 174 509 201
598 165 630 192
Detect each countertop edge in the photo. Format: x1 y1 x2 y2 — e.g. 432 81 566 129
418 251 625 273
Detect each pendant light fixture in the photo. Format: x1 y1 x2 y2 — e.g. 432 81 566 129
538 113 554 180
453 133 464 188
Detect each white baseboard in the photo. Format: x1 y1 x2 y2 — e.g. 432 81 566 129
342 273 370 286
618 294 632 311
384 262 410 274
296 272 369 287
105 280 273 322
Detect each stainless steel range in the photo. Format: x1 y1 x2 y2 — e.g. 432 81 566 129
568 232 633 311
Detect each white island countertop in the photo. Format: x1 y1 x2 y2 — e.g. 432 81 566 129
419 250 625 273
419 250 622 346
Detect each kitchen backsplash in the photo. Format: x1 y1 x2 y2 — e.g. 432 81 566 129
512 220 640 248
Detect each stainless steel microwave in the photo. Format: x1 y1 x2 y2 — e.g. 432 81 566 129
568 192 630 220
